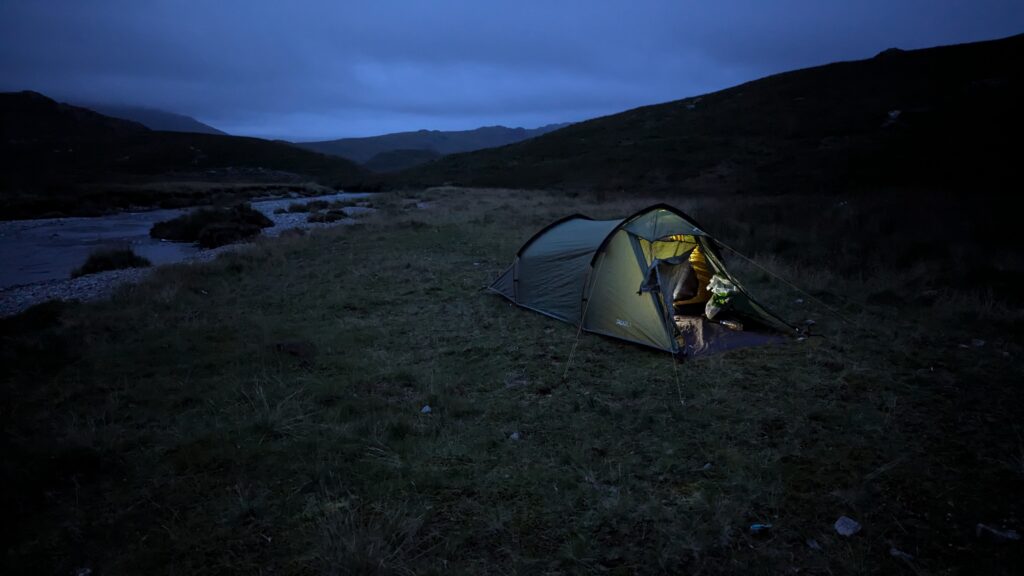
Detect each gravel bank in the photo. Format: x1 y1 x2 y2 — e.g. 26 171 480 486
0 195 374 317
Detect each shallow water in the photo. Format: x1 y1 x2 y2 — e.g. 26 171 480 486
0 192 370 289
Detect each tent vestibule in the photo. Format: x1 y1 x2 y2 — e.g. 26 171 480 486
489 204 793 357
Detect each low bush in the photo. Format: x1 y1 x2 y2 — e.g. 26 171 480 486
307 209 348 223
71 248 151 278
286 200 329 213
196 222 266 248
150 204 273 248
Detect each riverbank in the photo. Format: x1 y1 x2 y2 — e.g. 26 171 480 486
0 192 376 316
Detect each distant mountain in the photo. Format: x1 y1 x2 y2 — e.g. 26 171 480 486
84 103 227 135
2 91 149 141
296 123 570 166
389 34 1023 196
364 148 442 173
1 91 369 217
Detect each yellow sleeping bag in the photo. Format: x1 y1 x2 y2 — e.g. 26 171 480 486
675 245 713 306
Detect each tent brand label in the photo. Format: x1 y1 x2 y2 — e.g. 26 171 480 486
616 319 631 327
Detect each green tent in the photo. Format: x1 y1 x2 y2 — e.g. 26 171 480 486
490 204 795 357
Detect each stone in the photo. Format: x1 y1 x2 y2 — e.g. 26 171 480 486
834 516 861 537
889 547 914 561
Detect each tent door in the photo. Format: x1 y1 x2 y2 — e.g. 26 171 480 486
638 248 699 321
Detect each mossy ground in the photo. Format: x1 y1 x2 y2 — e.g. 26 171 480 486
3 188 1022 575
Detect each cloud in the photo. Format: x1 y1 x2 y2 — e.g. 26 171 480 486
1 0 1021 139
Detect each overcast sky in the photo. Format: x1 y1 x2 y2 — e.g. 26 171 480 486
1 1 1021 140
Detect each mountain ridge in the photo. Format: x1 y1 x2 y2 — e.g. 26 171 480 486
80 103 228 135
388 34 1024 195
296 123 570 166
0 91 370 218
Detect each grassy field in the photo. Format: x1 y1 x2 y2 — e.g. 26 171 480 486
3 188 1022 575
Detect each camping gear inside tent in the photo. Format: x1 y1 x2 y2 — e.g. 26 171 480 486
489 204 795 357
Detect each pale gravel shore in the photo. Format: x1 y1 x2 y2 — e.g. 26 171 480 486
0 241 238 317
0 198 374 318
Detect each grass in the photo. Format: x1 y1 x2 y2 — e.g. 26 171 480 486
276 198 356 223
150 203 274 248
287 200 331 213
307 209 348 223
282 200 357 223
71 247 151 278
2 188 1022 574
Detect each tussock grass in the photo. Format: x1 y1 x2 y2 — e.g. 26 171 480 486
71 247 151 278
287 200 330 213
2 188 1022 574
307 209 348 223
286 199 354 222
150 203 274 248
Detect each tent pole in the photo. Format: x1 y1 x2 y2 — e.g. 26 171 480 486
672 352 685 407
657 221 685 407
562 256 606 380
562 314 588 380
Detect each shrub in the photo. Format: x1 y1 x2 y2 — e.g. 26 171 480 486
287 200 329 213
196 222 266 248
71 248 151 278
307 209 348 223
150 204 273 247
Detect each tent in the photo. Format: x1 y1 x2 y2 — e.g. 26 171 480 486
489 204 795 357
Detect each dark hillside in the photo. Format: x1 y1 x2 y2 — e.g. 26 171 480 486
0 92 370 218
363 148 442 172
84 103 228 135
1 91 149 141
297 123 569 164
391 34 1024 195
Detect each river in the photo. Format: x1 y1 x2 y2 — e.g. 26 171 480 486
0 192 372 290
